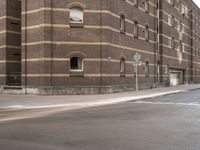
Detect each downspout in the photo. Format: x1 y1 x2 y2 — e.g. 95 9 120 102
50 0 53 87
100 0 103 93
24 0 27 94
189 4 193 83
156 0 160 86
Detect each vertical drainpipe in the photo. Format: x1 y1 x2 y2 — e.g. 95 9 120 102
100 0 103 93
156 0 160 86
191 7 193 83
50 0 53 88
189 3 193 83
24 0 27 94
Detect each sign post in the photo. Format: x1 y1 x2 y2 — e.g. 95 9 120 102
133 52 142 92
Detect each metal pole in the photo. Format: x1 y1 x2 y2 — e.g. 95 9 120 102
136 63 138 92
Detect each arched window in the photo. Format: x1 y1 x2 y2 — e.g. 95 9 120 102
145 0 149 13
133 21 138 38
171 15 175 27
170 0 174 5
157 61 160 83
179 41 183 52
178 20 182 32
145 25 149 41
120 15 125 33
195 68 197 79
70 56 83 71
120 58 126 76
134 0 138 7
171 36 175 50
178 1 182 12
145 61 149 77
69 6 83 24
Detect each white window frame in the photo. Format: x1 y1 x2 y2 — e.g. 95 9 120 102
120 15 125 33
69 7 84 24
69 57 84 72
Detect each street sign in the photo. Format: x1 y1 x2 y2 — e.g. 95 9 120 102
133 52 142 92
133 61 142 66
133 52 141 63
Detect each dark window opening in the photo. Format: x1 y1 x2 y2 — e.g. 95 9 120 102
10 22 20 25
70 57 83 70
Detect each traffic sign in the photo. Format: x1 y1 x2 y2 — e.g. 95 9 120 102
133 61 142 66
133 52 141 63
133 52 142 92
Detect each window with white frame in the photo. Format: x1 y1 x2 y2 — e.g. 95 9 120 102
69 7 83 24
134 0 138 7
120 15 125 33
184 6 188 16
168 15 172 26
170 36 175 49
166 0 174 5
181 4 185 15
145 0 149 13
120 58 126 76
70 57 83 71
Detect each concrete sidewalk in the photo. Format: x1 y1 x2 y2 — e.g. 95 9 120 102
0 84 200 110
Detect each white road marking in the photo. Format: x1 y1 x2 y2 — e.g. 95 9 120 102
133 101 200 106
0 90 190 123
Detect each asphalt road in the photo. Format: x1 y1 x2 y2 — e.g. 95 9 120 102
0 89 200 150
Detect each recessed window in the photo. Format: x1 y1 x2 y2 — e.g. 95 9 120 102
145 0 149 13
168 15 171 26
166 0 174 5
172 16 175 27
70 7 83 24
13 53 20 56
120 15 125 33
133 21 138 38
11 22 19 26
178 20 182 32
145 61 149 77
120 58 126 76
170 36 175 49
134 0 138 7
157 61 160 82
70 57 83 71
195 68 197 79
145 25 149 41
179 41 183 52
180 4 185 15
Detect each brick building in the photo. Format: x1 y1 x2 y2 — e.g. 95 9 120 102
0 0 200 95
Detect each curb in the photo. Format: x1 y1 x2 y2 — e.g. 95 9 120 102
0 90 186 110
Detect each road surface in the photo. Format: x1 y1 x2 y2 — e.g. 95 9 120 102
0 89 200 150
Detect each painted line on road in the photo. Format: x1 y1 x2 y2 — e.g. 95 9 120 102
132 101 200 106
0 90 188 123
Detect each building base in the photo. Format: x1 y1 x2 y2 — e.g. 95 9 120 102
0 83 168 95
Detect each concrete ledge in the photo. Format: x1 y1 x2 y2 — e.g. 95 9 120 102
0 83 163 95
